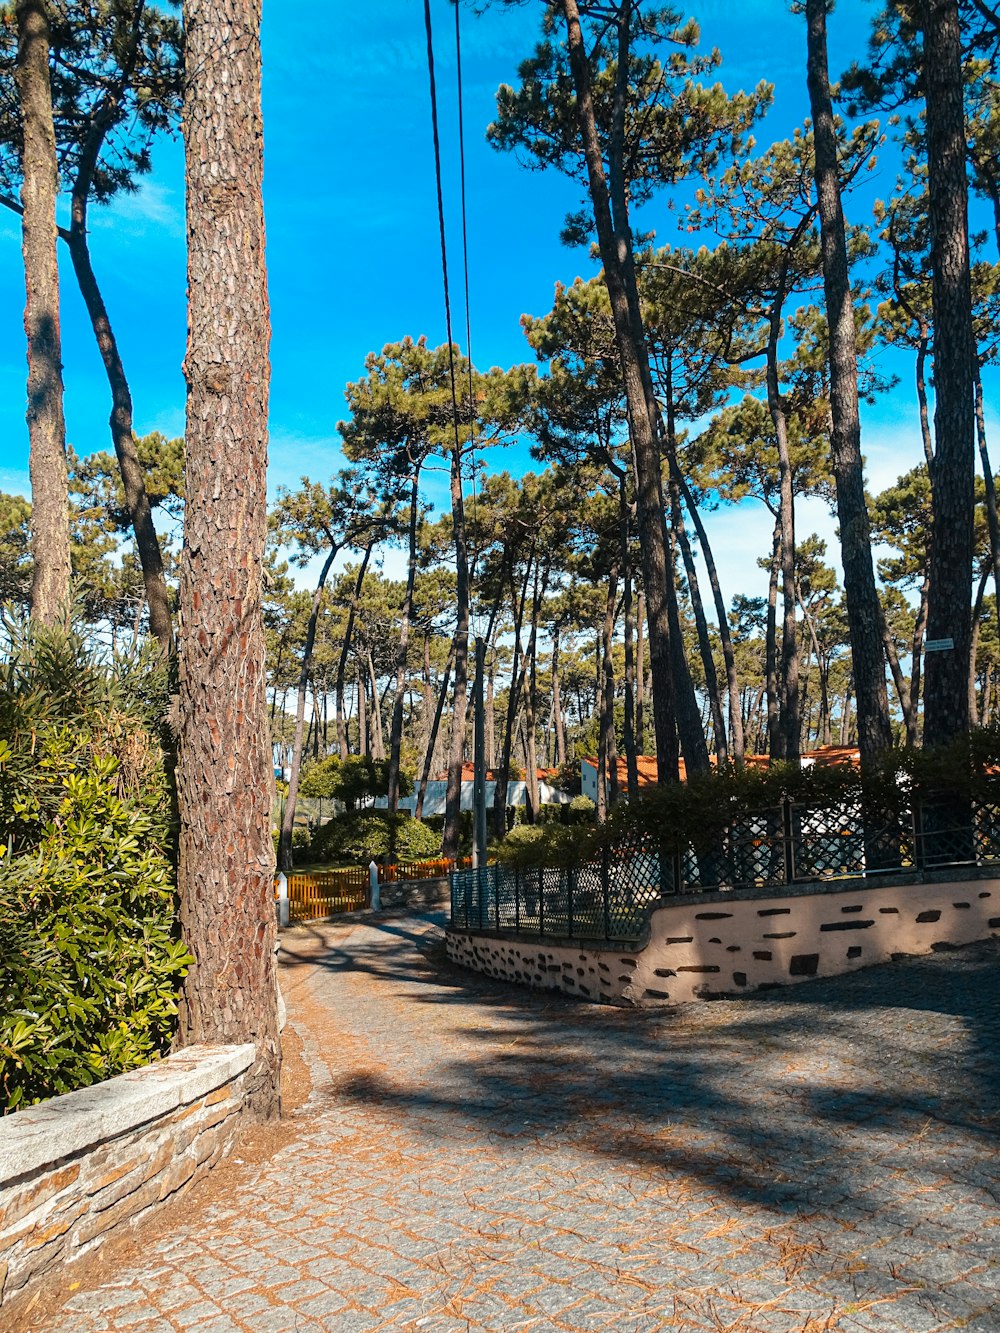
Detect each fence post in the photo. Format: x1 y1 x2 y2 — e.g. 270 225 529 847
276 872 289 928
782 797 794 886
369 860 381 911
538 865 545 936
567 866 575 938
515 864 520 932
602 843 611 939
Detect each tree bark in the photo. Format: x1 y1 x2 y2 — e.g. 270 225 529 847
909 573 930 746
415 641 455 821
387 473 421 812
670 472 726 760
492 560 532 835
672 463 745 765
806 0 892 763
60 3 173 651
921 0 976 748
335 546 372 759
765 272 801 763
551 624 567 768
599 563 620 818
560 0 680 780
880 608 914 732
367 647 385 760
16 0 69 623
176 0 279 1119
969 563 990 719
619 484 639 797
442 438 471 857
765 517 782 759
975 369 1000 639
278 546 337 873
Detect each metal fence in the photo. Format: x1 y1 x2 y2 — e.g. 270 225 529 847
450 791 1000 943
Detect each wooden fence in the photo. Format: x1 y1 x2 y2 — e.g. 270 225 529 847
275 857 473 924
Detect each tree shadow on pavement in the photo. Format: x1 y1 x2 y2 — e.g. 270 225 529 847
289 914 1000 1255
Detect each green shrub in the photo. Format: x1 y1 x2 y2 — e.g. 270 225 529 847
495 822 597 870
299 755 414 808
309 811 441 864
0 617 190 1113
568 794 597 824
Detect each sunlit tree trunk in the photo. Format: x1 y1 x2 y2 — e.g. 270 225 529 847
279 548 336 872
336 545 372 759
387 473 421 812
921 0 975 747
175 0 280 1120
806 0 892 762
559 0 681 779
16 0 69 623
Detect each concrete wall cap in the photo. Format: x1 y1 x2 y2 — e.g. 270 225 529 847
0 1043 255 1187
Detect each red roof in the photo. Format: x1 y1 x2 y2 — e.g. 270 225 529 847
583 748 858 784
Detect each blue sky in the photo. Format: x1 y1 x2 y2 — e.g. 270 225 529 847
0 0 995 600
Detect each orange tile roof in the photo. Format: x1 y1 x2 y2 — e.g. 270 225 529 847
583 750 850 784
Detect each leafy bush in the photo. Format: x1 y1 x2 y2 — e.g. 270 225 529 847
495 822 597 870
568 794 597 824
309 811 441 864
299 754 414 808
0 617 190 1112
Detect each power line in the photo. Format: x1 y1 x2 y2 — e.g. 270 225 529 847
454 0 481 585
422 0 464 482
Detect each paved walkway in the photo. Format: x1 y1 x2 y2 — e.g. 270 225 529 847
40 915 1000 1332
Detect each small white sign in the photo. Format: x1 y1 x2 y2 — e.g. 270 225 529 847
924 637 955 653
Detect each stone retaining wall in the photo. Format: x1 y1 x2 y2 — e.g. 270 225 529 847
380 875 450 911
0 1043 254 1311
447 877 1000 1006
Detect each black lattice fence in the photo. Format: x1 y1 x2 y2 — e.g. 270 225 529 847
450 789 1000 944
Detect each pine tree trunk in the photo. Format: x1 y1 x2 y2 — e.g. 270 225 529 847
766 287 801 763
671 473 726 760
551 625 567 768
618 559 642 794
335 545 372 759
279 547 337 873
357 666 368 757
67 224 172 651
921 0 975 748
492 562 532 836
672 463 745 764
560 0 680 780
387 474 420 812
442 437 471 857
600 564 620 814
523 567 547 821
916 330 934 466
765 517 781 758
367 648 385 760
415 641 455 821
635 590 645 750
806 0 892 763
969 563 989 720
175 0 279 1120
840 679 853 746
975 370 1000 638
909 574 930 746
881 609 914 730
16 0 69 624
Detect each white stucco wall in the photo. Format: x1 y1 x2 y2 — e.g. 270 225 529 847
447 877 1000 1006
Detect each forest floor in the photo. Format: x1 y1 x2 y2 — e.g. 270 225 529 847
24 912 1000 1332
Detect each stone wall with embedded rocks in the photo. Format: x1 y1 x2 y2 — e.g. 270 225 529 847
446 878 1000 1005
379 875 450 911
0 1043 254 1311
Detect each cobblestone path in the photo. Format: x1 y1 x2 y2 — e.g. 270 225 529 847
43 915 1000 1332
